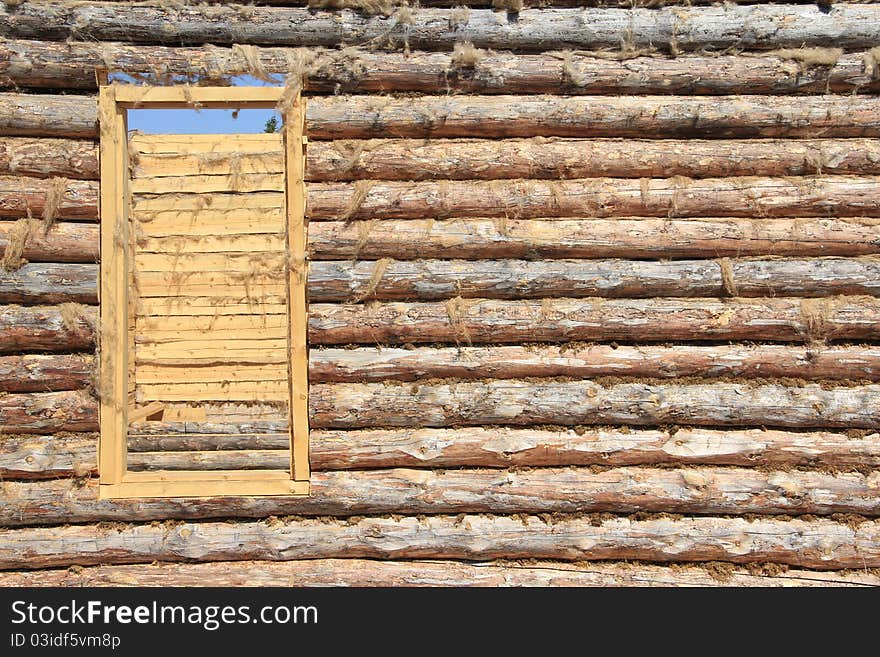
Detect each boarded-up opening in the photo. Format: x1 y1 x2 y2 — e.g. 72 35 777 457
98 86 309 498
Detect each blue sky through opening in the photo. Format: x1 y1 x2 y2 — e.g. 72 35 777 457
121 74 285 135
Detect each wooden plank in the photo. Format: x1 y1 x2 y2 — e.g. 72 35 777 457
127 402 165 423
98 85 128 486
130 133 283 153
161 407 207 422
134 253 288 273
285 93 310 483
137 314 288 332
131 173 285 195
136 364 289 384
136 339 289 358
136 234 287 253
135 212 285 237
132 192 284 212
134 153 284 177
138 380 290 402
135 326 289 343
137 298 288 316
115 86 284 107
100 478 309 498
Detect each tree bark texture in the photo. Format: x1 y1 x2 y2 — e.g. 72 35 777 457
8 219 879 263
3 39 877 96
2 466 879 526
2 514 880 570
305 176 880 220
308 218 880 259
6 426 880 479
0 558 875 587
4 382 880 434
0 354 93 392
3 5 880 52
9 258 880 303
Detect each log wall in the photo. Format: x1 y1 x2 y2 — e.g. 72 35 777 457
0 0 878 588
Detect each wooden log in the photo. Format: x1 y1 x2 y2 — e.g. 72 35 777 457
3 39 877 96
0 433 96 479
0 263 96 303
0 354 93 392
5 131 880 183
0 138 97 180
0 558 875 588
124 426 880 470
5 218 877 263
310 344 880 383
0 304 95 353
3 514 880 570
306 95 880 140
0 93 97 139
10 381 880 434
308 218 880 260
308 138 880 181
10 425 880 479
0 176 97 220
0 220 99 263
19 258 880 304
306 177 880 220
308 381 880 429
2 466 879 526
0 390 97 434
307 258 880 300
308 297 880 345
3 5 880 52
7 92 880 142
3 297 877 354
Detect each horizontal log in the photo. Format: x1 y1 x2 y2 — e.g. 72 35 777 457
123 426 880 471
306 257 880 300
3 514 880 571
308 297 880 344
10 131 880 183
0 354 93 392
309 381 880 429
8 173 880 225
309 218 880 259
15 258 880 304
0 558 875 588
4 39 878 96
0 93 96 139
11 423 880 479
4 5 879 52
3 466 880 526
0 220 98 263
307 176 880 220
0 304 95 353
306 95 880 140
6 217 878 264
0 137 97 179
0 263 95 303
0 176 97 220
0 390 97 434
308 138 880 181
3 297 878 355
13 380 880 433
0 433 96 479
310 344 880 382
9 92 880 142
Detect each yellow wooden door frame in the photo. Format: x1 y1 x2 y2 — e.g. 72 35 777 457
98 85 309 499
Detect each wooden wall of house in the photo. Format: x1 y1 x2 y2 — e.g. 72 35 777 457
1 0 880 586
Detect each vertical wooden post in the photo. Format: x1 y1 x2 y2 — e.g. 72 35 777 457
284 94 310 482
98 86 129 487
